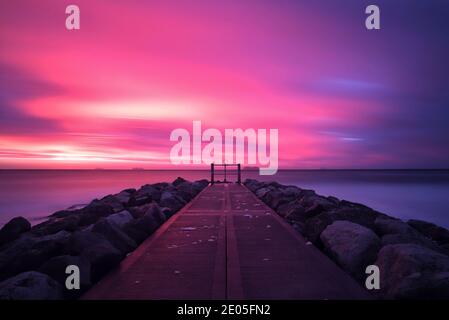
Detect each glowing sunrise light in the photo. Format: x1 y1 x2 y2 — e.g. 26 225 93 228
1 1 448 169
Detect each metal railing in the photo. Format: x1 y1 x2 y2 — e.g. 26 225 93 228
210 163 241 184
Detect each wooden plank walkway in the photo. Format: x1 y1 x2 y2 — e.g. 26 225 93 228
83 183 370 300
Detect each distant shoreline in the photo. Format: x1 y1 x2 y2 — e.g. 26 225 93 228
1 168 449 172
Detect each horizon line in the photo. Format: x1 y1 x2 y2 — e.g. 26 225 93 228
1 168 449 171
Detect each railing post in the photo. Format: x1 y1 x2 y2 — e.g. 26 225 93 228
224 164 227 183
211 163 214 184
237 163 241 184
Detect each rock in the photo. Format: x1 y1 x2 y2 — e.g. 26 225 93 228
97 195 125 213
80 242 122 282
0 271 63 300
192 179 209 193
303 206 381 245
51 200 115 224
65 230 122 283
159 191 186 213
175 182 196 202
375 217 411 236
261 189 291 210
282 186 302 197
131 184 162 204
336 206 383 229
303 211 336 245
299 194 334 212
122 204 165 243
39 255 91 295
381 232 444 254
172 177 187 186
128 194 152 207
375 244 449 299
327 196 340 205
127 203 151 219
291 222 305 234
31 215 80 236
375 217 445 254
144 203 166 225
0 231 71 281
78 201 115 226
160 207 172 218
408 219 449 245
0 217 31 246
267 181 283 189
50 209 79 219
65 230 113 256
255 187 271 198
151 182 170 190
104 210 134 228
92 218 137 255
112 190 133 205
122 223 151 244
276 200 306 222
244 179 267 192
320 221 381 279
304 202 328 218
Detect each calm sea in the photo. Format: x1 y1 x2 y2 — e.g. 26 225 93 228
0 170 448 229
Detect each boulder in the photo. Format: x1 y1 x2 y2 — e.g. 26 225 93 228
92 219 137 255
255 187 271 198
244 179 267 192
50 209 80 219
97 195 125 213
65 229 122 282
122 204 165 243
408 219 449 246
327 196 340 205
281 186 302 197
122 223 151 244
112 190 133 205
381 232 444 254
0 271 63 300
320 221 381 279
80 242 122 282
160 207 172 218
130 184 161 205
39 255 91 294
303 205 381 245
261 189 291 209
31 215 80 236
175 182 196 202
303 211 336 245
65 230 112 255
0 217 31 246
51 200 115 225
159 191 186 213
334 206 383 230
77 200 115 226
192 179 209 193
172 177 187 186
0 231 71 281
375 217 411 236
375 244 449 299
276 200 306 222
304 202 329 218
299 194 334 212
375 217 445 254
104 210 134 229
128 194 152 207
151 182 170 190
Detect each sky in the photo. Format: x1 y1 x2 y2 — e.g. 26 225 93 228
1 0 449 169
